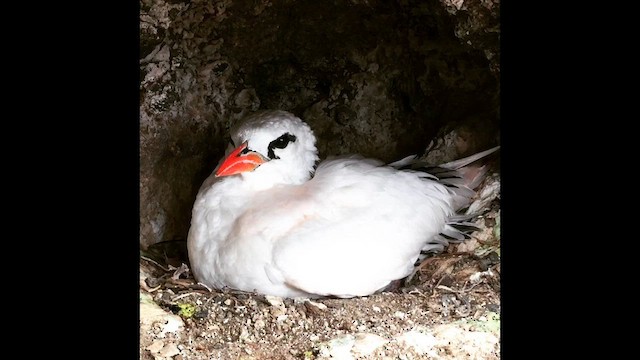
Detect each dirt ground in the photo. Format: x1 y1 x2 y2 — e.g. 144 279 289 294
139 179 501 360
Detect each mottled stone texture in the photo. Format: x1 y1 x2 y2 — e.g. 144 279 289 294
140 0 500 249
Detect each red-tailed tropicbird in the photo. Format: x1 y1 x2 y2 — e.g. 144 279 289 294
187 110 499 298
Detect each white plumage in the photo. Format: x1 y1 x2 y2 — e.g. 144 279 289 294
187 110 498 298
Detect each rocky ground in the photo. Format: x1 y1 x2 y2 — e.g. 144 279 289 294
140 175 501 360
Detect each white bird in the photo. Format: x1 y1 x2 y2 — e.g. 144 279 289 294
187 110 499 298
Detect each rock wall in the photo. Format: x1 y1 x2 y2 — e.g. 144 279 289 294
140 0 500 249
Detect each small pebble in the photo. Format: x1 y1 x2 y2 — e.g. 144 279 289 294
146 340 164 354
159 343 180 357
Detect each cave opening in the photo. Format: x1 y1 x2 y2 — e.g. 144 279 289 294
140 0 500 253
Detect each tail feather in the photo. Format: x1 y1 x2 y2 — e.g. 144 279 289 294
409 145 500 256
437 146 500 171
390 146 499 191
440 224 468 241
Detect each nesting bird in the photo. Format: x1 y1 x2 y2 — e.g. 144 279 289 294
187 110 498 298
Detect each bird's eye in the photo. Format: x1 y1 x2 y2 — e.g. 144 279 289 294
267 132 297 159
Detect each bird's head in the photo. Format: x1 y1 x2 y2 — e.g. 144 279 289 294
214 110 319 186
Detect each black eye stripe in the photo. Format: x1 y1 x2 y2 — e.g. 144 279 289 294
267 133 296 159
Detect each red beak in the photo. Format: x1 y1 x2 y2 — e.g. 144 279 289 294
215 141 269 177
